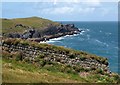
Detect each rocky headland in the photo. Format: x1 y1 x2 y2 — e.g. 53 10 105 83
2 17 82 42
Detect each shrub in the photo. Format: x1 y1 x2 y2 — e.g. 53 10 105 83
80 56 86 61
78 67 85 72
20 41 29 46
38 54 45 58
69 54 76 59
39 59 46 67
13 39 20 45
96 68 104 75
43 65 54 71
14 52 23 61
73 66 80 72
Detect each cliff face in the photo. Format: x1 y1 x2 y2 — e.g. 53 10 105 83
2 38 110 75
5 24 80 41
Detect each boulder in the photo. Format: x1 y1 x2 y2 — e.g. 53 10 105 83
15 24 24 28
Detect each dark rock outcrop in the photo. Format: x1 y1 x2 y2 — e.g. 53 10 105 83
5 24 81 42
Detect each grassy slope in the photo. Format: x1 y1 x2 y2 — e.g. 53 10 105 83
2 59 119 83
2 39 120 83
2 59 88 83
2 17 59 33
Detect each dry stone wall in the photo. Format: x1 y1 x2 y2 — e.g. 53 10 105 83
2 42 110 73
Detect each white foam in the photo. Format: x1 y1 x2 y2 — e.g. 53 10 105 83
40 32 80 44
95 39 102 44
86 29 90 32
80 30 85 35
95 39 109 47
49 37 64 41
40 41 47 43
73 34 79 36
46 40 56 43
106 32 112 35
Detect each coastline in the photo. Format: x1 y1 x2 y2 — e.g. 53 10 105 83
29 29 82 43
40 32 80 43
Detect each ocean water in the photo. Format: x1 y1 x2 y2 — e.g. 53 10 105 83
46 21 118 73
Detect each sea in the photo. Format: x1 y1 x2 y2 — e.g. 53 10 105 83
45 21 118 73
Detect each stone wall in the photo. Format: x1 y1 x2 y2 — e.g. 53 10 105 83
2 42 110 73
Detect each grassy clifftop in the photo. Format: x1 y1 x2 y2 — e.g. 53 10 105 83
2 17 59 33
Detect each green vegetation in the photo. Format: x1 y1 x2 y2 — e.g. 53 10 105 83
2 16 120 83
2 58 120 83
2 38 120 83
2 17 59 34
3 38 108 64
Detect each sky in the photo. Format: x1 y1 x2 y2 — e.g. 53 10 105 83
2 0 118 21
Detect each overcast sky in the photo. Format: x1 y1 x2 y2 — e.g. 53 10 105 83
2 1 118 21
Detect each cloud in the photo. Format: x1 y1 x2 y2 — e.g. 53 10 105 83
34 1 117 21
82 0 101 7
41 6 74 14
38 2 97 15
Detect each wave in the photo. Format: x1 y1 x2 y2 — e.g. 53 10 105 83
46 34 79 44
46 40 56 43
95 39 109 47
86 29 90 32
40 41 47 43
79 28 90 35
49 37 64 41
46 37 64 43
105 32 112 35
80 30 85 35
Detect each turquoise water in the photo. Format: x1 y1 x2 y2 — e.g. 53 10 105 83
47 21 118 73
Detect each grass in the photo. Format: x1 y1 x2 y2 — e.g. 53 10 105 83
2 59 87 83
2 57 120 83
2 17 59 34
2 38 120 83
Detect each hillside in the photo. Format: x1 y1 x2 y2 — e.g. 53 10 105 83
2 38 120 83
2 17 80 41
2 17 59 34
